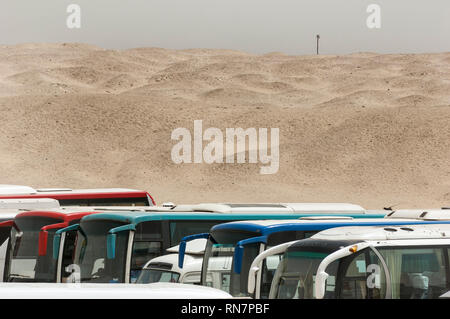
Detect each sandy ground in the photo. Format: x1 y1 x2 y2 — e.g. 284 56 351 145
0 43 449 209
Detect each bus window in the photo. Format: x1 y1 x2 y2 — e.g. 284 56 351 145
338 250 387 299
60 231 78 279
272 251 339 299
7 217 61 282
169 221 222 246
378 247 448 299
260 254 282 299
339 252 369 298
58 197 149 207
137 268 180 283
74 221 129 283
261 231 317 298
183 272 201 285
134 221 162 241
130 241 162 283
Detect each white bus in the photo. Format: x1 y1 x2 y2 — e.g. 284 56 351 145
257 223 450 299
0 198 63 281
0 185 156 206
136 239 206 285
53 202 381 284
0 282 232 299
163 209 450 298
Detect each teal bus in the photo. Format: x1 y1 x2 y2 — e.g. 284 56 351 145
53 203 386 283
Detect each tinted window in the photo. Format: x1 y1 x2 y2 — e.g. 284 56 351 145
59 197 149 206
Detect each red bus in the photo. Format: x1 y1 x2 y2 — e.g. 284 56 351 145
0 209 98 282
0 185 156 206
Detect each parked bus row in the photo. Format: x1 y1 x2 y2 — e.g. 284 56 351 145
0 199 385 284
1 184 450 298
142 209 450 299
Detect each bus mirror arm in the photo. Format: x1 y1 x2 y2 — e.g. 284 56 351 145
106 224 136 260
38 222 69 257
314 242 371 299
233 236 268 275
178 233 210 268
247 241 297 296
0 220 18 230
0 220 20 245
315 271 329 299
52 224 80 259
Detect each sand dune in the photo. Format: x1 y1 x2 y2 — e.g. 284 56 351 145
0 43 449 209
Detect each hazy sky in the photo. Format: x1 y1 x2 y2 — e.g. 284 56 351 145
1 0 449 54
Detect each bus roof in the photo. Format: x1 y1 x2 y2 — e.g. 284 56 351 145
0 185 155 204
14 208 98 223
384 209 450 220
0 198 60 210
169 203 367 214
312 224 450 241
0 185 145 196
79 209 385 225
0 185 36 195
208 217 450 237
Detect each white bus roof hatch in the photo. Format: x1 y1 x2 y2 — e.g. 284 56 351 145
385 209 450 220
0 185 37 195
0 198 60 210
312 224 450 241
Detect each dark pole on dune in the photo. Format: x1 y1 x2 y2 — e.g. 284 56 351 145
316 34 320 55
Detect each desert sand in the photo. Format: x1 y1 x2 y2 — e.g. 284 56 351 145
0 43 449 209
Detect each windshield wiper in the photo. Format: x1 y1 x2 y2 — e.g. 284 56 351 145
8 274 32 279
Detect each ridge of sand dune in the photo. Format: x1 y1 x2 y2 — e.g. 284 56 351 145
0 43 449 208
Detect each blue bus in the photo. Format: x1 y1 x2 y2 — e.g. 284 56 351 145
52 203 386 283
177 214 450 298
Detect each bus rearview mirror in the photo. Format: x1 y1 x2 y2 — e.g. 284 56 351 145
315 271 329 299
233 235 268 275
178 233 210 269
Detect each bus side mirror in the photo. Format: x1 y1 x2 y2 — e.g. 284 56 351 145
315 271 329 299
0 220 16 245
107 233 117 259
106 224 136 260
39 222 69 257
38 231 49 256
178 233 210 268
234 245 245 274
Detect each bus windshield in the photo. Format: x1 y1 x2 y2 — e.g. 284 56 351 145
137 269 180 283
201 229 261 297
270 239 351 299
273 250 336 299
6 217 63 282
275 245 450 299
74 220 130 283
